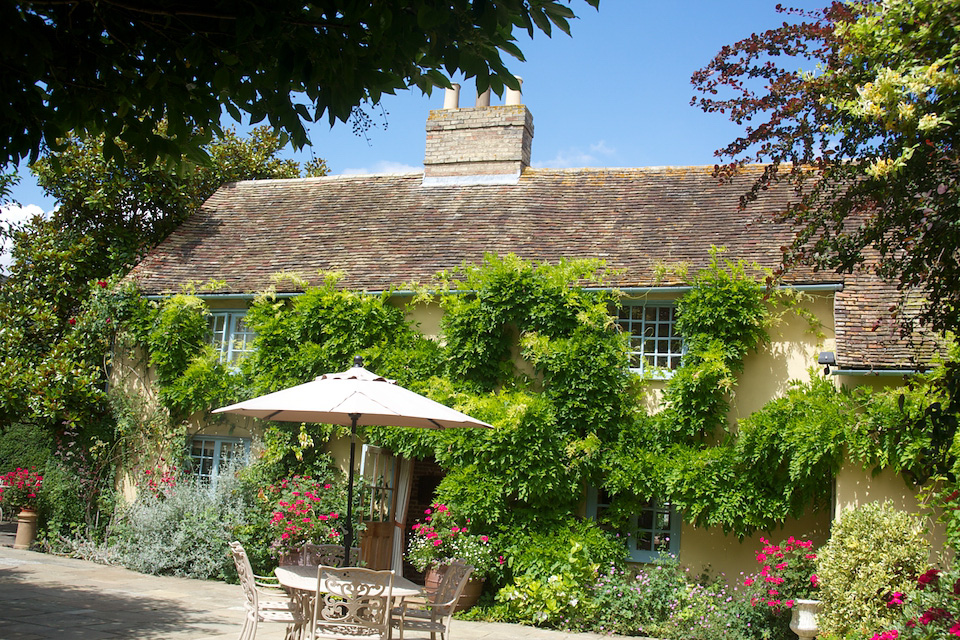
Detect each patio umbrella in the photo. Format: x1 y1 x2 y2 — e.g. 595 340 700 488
213 356 492 565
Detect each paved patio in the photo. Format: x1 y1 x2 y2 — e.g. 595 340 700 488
0 547 617 640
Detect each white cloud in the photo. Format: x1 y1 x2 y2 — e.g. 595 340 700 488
340 160 421 175
0 203 50 272
535 140 618 169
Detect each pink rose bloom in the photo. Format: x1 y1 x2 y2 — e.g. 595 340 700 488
481 536 489 542
433 540 442 547
744 578 755 586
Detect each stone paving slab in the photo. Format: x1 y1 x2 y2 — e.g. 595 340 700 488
0 547 617 640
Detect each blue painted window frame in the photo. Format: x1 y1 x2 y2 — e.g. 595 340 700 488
208 310 256 365
187 436 250 486
586 487 681 563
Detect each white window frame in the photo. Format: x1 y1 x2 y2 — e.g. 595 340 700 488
617 302 683 378
586 487 681 563
209 310 256 365
187 436 250 486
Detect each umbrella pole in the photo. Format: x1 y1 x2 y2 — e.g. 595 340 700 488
344 413 360 566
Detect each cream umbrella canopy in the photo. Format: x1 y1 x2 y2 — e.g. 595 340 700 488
213 356 492 565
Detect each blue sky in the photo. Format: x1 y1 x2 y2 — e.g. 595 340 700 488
6 1 823 213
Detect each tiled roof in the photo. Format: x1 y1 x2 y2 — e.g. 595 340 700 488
126 166 936 369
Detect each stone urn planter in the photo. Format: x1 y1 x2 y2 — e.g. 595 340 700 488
14 507 38 550
424 564 485 612
789 599 821 640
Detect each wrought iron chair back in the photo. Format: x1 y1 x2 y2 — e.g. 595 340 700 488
391 561 475 640
310 565 394 639
302 543 360 567
229 541 303 640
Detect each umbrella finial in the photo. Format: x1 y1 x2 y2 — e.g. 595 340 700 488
353 355 364 368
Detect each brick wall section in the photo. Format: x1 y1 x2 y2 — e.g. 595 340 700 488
423 105 534 177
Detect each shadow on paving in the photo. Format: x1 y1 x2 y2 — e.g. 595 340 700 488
0 565 237 639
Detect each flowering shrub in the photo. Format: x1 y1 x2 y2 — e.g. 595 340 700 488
0 467 43 510
263 475 348 558
873 565 960 640
407 503 496 579
744 536 819 611
141 466 178 498
663 575 781 640
817 501 929 637
590 556 688 636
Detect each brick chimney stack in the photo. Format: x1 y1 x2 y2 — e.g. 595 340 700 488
422 79 533 186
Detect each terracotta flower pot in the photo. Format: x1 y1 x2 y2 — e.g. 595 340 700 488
424 564 485 612
14 507 38 550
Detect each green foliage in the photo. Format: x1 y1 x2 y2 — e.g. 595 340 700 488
109 467 250 580
600 252 824 536
816 501 930 637
662 248 773 439
591 556 689 637
244 278 434 394
846 340 960 487
146 295 211 387
494 520 618 629
3 1 599 167
661 577 781 640
0 126 322 459
0 423 53 472
501 518 626 585
693 0 960 333
496 570 596 629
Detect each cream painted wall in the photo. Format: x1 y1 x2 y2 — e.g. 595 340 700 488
835 462 947 554
730 293 834 423
402 299 443 340
679 507 832 579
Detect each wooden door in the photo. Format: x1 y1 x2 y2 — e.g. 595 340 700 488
359 446 398 570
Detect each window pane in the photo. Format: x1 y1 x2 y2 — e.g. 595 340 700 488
638 510 653 529
637 532 653 551
620 303 683 375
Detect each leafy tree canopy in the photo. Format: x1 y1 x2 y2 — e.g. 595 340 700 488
3 0 598 167
0 126 326 433
692 0 960 333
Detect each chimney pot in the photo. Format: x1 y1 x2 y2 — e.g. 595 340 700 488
505 77 523 106
443 84 461 109
476 88 491 108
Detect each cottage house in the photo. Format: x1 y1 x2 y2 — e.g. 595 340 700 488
125 85 939 576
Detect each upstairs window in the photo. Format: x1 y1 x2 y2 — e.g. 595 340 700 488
587 488 681 563
209 311 255 365
617 303 683 377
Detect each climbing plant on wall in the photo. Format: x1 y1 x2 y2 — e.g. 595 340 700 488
118 249 959 545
